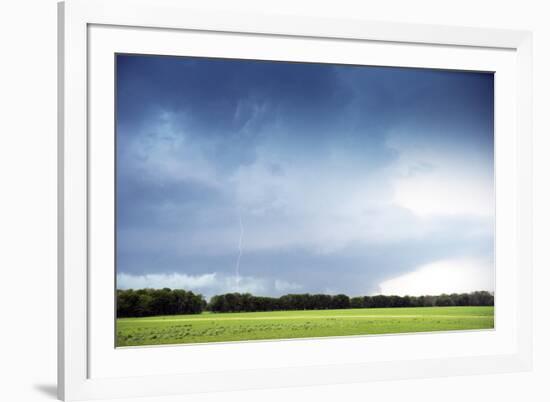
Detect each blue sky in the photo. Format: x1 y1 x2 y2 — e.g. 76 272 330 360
116 54 494 298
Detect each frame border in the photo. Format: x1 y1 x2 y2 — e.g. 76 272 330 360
58 0 532 400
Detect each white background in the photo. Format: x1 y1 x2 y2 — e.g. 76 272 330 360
88 24 519 380
0 0 547 401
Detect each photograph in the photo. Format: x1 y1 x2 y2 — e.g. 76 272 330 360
115 54 495 347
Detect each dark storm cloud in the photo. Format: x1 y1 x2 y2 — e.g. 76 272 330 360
116 54 494 297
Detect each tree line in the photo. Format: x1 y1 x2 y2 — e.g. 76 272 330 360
117 288 494 317
207 291 494 313
117 288 206 317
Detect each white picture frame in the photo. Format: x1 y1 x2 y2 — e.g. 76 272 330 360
58 0 533 400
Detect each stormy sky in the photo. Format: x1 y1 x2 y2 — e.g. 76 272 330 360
115 54 494 298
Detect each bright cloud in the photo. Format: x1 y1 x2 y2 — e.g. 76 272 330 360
387 130 494 218
377 258 494 296
117 272 302 298
117 272 217 291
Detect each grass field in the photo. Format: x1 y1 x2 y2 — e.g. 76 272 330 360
116 306 494 347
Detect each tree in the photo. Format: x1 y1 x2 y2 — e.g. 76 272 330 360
350 296 364 308
331 294 350 309
117 288 205 317
435 294 454 307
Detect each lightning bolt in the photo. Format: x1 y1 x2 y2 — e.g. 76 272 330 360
235 212 244 293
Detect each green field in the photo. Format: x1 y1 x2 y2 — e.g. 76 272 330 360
116 306 494 347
